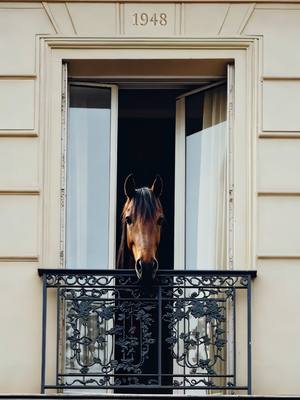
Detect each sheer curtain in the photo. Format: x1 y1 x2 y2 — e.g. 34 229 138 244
66 85 111 269
185 85 228 393
186 85 227 270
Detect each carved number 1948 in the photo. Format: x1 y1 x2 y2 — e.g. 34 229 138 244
133 13 167 26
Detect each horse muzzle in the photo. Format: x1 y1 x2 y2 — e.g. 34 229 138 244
135 258 159 281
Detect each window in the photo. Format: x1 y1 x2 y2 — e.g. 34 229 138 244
63 62 233 272
54 58 240 396
176 82 228 270
65 82 118 269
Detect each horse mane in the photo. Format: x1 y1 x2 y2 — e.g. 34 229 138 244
116 220 134 269
116 187 162 269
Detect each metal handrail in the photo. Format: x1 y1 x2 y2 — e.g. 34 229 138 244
38 268 257 277
39 268 256 395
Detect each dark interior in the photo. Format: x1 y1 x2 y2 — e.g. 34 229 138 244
116 89 180 270
115 89 180 394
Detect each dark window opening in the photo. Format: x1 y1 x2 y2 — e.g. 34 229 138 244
115 89 179 394
185 91 204 136
116 89 178 270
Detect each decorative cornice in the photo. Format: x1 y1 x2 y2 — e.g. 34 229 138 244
1 0 300 3
40 35 259 50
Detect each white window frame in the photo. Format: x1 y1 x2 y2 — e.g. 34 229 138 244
61 69 118 269
39 37 258 273
174 78 230 269
62 74 230 271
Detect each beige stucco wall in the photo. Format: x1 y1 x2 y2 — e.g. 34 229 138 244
0 1 300 395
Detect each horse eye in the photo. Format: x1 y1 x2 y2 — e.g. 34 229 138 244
157 217 164 226
125 216 133 225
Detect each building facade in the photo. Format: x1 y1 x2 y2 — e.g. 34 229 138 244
0 0 300 396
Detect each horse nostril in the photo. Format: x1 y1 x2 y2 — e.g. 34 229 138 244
135 258 159 281
135 259 143 280
152 257 159 279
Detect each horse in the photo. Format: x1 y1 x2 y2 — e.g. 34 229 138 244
117 174 164 281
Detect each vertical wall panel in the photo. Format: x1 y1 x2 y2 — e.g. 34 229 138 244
258 139 300 192
258 196 300 256
244 9 300 76
253 260 300 394
0 80 35 130
0 195 38 257
0 138 38 188
0 264 41 392
263 81 300 132
0 7 54 74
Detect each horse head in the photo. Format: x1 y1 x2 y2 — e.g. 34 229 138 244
118 174 164 281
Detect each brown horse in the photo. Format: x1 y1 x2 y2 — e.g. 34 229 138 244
117 174 164 280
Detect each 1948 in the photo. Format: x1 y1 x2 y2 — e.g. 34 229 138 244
133 13 167 26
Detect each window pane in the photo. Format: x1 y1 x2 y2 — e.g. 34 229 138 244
185 92 203 136
66 85 111 269
185 86 227 270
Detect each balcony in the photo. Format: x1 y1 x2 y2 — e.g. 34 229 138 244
38 269 256 395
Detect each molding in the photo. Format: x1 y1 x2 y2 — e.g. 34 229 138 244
263 76 300 81
0 189 40 195
0 75 37 80
39 34 259 270
258 255 300 260
0 256 39 262
42 36 258 49
2 0 300 3
259 132 300 139
0 131 38 138
258 192 300 197
68 75 226 81
256 3 300 8
0 2 42 7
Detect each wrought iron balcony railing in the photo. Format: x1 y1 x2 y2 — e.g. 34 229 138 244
38 269 256 394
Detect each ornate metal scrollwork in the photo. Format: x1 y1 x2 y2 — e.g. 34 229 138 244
40 269 255 392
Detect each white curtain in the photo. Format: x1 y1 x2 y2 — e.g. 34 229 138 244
184 86 228 394
186 85 227 270
66 95 111 269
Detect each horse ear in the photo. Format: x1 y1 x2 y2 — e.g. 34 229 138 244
124 174 136 199
151 175 163 198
